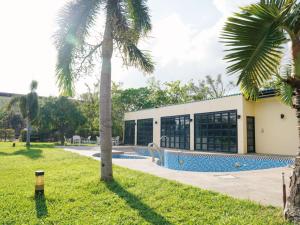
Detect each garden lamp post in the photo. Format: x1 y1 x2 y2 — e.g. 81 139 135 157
35 170 44 196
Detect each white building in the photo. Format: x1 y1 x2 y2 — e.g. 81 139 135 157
124 90 298 156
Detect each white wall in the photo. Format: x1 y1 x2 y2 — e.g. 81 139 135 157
253 97 298 156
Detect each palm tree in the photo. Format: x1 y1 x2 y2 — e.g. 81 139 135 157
8 81 39 148
221 0 300 222
54 0 154 181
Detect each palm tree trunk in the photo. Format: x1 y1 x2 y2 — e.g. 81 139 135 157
26 119 30 148
285 41 300 223
285 89 300 223
100 7 113 181
60 132 65 145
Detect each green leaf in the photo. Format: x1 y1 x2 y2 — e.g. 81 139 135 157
126 0 152 35
121 43 154 73
221 1 292 99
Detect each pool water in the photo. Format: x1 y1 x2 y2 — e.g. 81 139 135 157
93 153 147 159
112 154 146 159
134 148 294 172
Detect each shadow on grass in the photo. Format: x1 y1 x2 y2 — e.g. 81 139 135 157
0 148 43 159
105 180 173 225
35 195 48 218
30 143 55 148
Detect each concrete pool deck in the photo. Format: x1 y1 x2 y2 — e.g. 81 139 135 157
62 146 293 207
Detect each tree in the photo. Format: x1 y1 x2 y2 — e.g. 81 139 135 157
118 87 154 111
205 74 235 98
55 0 154 181
221 0 300 222
146 77 169 107
0 110 24 138
147 75 234 105
164 80 192 104
0 128 15 141
79 83 100 136
8 81 38 147
38 97 86 145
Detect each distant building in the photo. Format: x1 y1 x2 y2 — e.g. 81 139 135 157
124 90 298 156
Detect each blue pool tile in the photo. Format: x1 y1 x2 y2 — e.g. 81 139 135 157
134 147 294 172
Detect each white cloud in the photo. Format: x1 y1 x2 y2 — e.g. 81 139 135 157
151 14 195 66
213 0 256 16
133 11 228 85
118 0 258 87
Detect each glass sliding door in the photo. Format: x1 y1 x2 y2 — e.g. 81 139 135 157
137 118 153 146
124 120 135 145
194 110 237 153
247 116 255 153
160 115 190 150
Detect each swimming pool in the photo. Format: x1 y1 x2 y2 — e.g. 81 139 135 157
112 154 146 159
93 153 147 159
134 148 294 172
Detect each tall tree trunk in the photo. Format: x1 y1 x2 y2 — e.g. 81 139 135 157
60 132 65 146
100 6 113 181
285 90 300 223
26 119 30 148
285 40 300 223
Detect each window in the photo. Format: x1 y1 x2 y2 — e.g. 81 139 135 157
137 119 153 146
124 120 135 145
247 116 255 153
194 110 237 153
160 115 190 150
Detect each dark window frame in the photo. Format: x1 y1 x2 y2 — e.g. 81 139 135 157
194 110 238 153
137 118 153 146
247 116 255 153
160 114 190 150
124 120 135 145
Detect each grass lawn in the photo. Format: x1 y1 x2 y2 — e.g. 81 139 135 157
0 142 291 225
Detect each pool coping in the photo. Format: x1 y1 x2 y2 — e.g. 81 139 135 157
128 146 295 161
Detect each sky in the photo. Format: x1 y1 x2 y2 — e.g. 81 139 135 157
0 0 256 97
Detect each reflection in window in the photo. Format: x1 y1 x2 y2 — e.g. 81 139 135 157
161 115 190 150
124 120 135 145
194 110 237 153
137 119 153 146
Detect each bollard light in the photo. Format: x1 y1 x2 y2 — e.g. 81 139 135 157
35 170 45 196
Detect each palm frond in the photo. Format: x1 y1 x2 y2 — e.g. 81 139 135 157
221 2 291 99
54 0 102 96
277 63 294 105
30 80 38 92
112 0 135 41
260 0 294 9
112 0 154 74
7 96 22 111
126 0 152 35
284 1 300 36
279 81 294 105
19 96 28 119
121 42 154 73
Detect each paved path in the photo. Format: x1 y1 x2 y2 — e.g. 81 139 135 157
62 146 292 207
